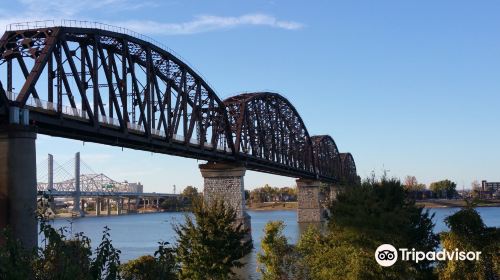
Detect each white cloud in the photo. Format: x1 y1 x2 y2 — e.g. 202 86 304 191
114 14 304 35
18 0 155 17
1 0 304 36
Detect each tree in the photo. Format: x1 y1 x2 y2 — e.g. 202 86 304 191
181 186 199 201
299 177 439 280
0 229 35 279
257 221 298 280
121 242 177 280
429 180 457 199
403 175 426 192
259 177 439 280
35 221 94 280
90 226 122 280
438 206 500 279
174 198 253 280
404 175 418 188
471 181 482 199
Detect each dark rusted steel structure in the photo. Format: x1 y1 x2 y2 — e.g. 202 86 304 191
311 135 342 180
0 23 357 183
340 153 357 184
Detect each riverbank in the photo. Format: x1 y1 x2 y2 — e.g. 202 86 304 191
247 199 500 210
51 207 167 219
247 202 297 211
50 199 500 218
415 199 500 208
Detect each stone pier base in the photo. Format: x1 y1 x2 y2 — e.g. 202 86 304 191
0 125 37 248
297 179 324 223
199 162 251 234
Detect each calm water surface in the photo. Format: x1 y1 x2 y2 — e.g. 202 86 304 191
39 207 500 279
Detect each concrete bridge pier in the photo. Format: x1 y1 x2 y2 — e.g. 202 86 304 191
0 125 37 248
72 152 84 217
199 162 251 234
116 197 122 215
95 197 101 216
297 179 324 223
106 198 111 215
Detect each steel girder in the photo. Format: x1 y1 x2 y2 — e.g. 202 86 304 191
311 135 342 180
0 27 233 155
224 92 315 175
0 26 357 183
37 173 129 193
340 153 357 184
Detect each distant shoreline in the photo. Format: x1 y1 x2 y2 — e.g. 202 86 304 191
246 202 297 211
49 200 500 219
415 199 500 208
246 200 500 211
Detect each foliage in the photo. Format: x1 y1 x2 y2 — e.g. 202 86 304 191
90 226 122 280
429 179 457 199
257 176 439 280
35 221 93 280
161 197 182 211
0 229 35 279
296 226 382 280
257 221 298 279
438 207 500 280
121 242 178 280
181 186 199 201
327 177 438 279
174 198 252 280
2 215 124 280
249 184 297 203
403 175 426 192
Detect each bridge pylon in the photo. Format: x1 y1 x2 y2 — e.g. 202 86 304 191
0 124 37 248
297 179 326 223
199 162 251 235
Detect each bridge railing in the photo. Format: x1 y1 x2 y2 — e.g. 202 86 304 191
5 19 218 94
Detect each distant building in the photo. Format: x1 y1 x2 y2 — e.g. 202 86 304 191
123 182 144 193
482 180 500 192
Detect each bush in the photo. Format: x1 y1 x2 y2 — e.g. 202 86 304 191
121 242 177 280
438 207 500 279
175 198 252 280
257 221 298 279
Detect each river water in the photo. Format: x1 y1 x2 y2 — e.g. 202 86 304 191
39 207 500 279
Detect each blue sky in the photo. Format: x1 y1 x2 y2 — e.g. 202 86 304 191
2 0 499 192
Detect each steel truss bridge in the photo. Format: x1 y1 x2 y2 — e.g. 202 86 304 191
0 20 357 183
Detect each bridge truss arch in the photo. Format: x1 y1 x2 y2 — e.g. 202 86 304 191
0 25 234 159
223 92 315 176
340 152 357 184
0 23 356 183
311 135 342 180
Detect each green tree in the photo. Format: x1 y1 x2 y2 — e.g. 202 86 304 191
174 198 252 280
429 180 457 199
298 177 439 280
257 221 298 280
121 242 177 280
35 221 94 280
90 226 122 280
438 207 500 280
403 175 426 192
0 229 35 279
181 186 199 201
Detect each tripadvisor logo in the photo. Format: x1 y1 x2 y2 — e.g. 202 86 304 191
375 244 482 267
375 244 398 267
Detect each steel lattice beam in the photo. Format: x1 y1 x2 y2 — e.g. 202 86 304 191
0 25 357 183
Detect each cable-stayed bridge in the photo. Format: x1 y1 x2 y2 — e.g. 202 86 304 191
37 152 176 217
